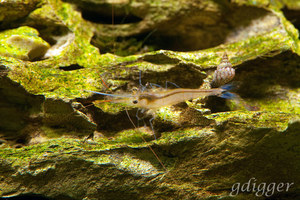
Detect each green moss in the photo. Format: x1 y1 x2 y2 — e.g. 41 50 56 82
234 0 300 10
0 133 162 174
114 128 155 145
170 29 291 68
206 111 298 131
0 26 50 61
157 127 215 145
255 98 300 115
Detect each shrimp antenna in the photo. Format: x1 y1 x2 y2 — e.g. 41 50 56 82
84 90 132 98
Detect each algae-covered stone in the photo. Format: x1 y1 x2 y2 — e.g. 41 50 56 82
0 112 299 199
72 0 299 56
0 0 300 199
0 26 50 61
0 0 42 27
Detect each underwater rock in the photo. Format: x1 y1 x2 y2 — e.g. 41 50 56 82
0 26 50 61
0 0 41 28
0 112 299 199
44 32 75 58
65 0 292 55
0 0 299 200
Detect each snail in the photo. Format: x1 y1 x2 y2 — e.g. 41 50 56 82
211 53 235 88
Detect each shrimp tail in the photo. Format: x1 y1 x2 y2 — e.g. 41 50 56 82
220 83 236 91
219 83 237 99
220 91 238 99
219 84 259 111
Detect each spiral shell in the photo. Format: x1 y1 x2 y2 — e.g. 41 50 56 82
211 53 235 88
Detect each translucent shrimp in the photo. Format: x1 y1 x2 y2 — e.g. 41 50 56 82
85 86 233 111
87 52 236 110
85 53 237 125
83 53 239 174
85 52 239 140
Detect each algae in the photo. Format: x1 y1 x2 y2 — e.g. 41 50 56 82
0 0 300 199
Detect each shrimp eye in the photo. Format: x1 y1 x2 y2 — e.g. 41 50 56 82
132 100 138 104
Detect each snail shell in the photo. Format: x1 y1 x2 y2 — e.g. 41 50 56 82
211 53 235 88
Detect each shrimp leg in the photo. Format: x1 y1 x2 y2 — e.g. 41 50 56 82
165 81 180 89
149 117 156 140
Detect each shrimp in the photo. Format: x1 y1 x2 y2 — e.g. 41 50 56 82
86 53 236 111
85 54 240 153
85 86 233 111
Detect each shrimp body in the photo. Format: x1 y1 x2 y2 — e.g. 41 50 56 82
132 88 225 110
88 53 236 110
91 87 227 110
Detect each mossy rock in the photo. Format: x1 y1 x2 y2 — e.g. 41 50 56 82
0 0 299 199
0 26 50 61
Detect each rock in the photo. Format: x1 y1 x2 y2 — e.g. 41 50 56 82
0 26 50 61
0 0 41 28
0 0 299 199
0 112 299 199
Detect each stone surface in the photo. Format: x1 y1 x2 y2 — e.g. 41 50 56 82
0 0 299 200
0 26 50 61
